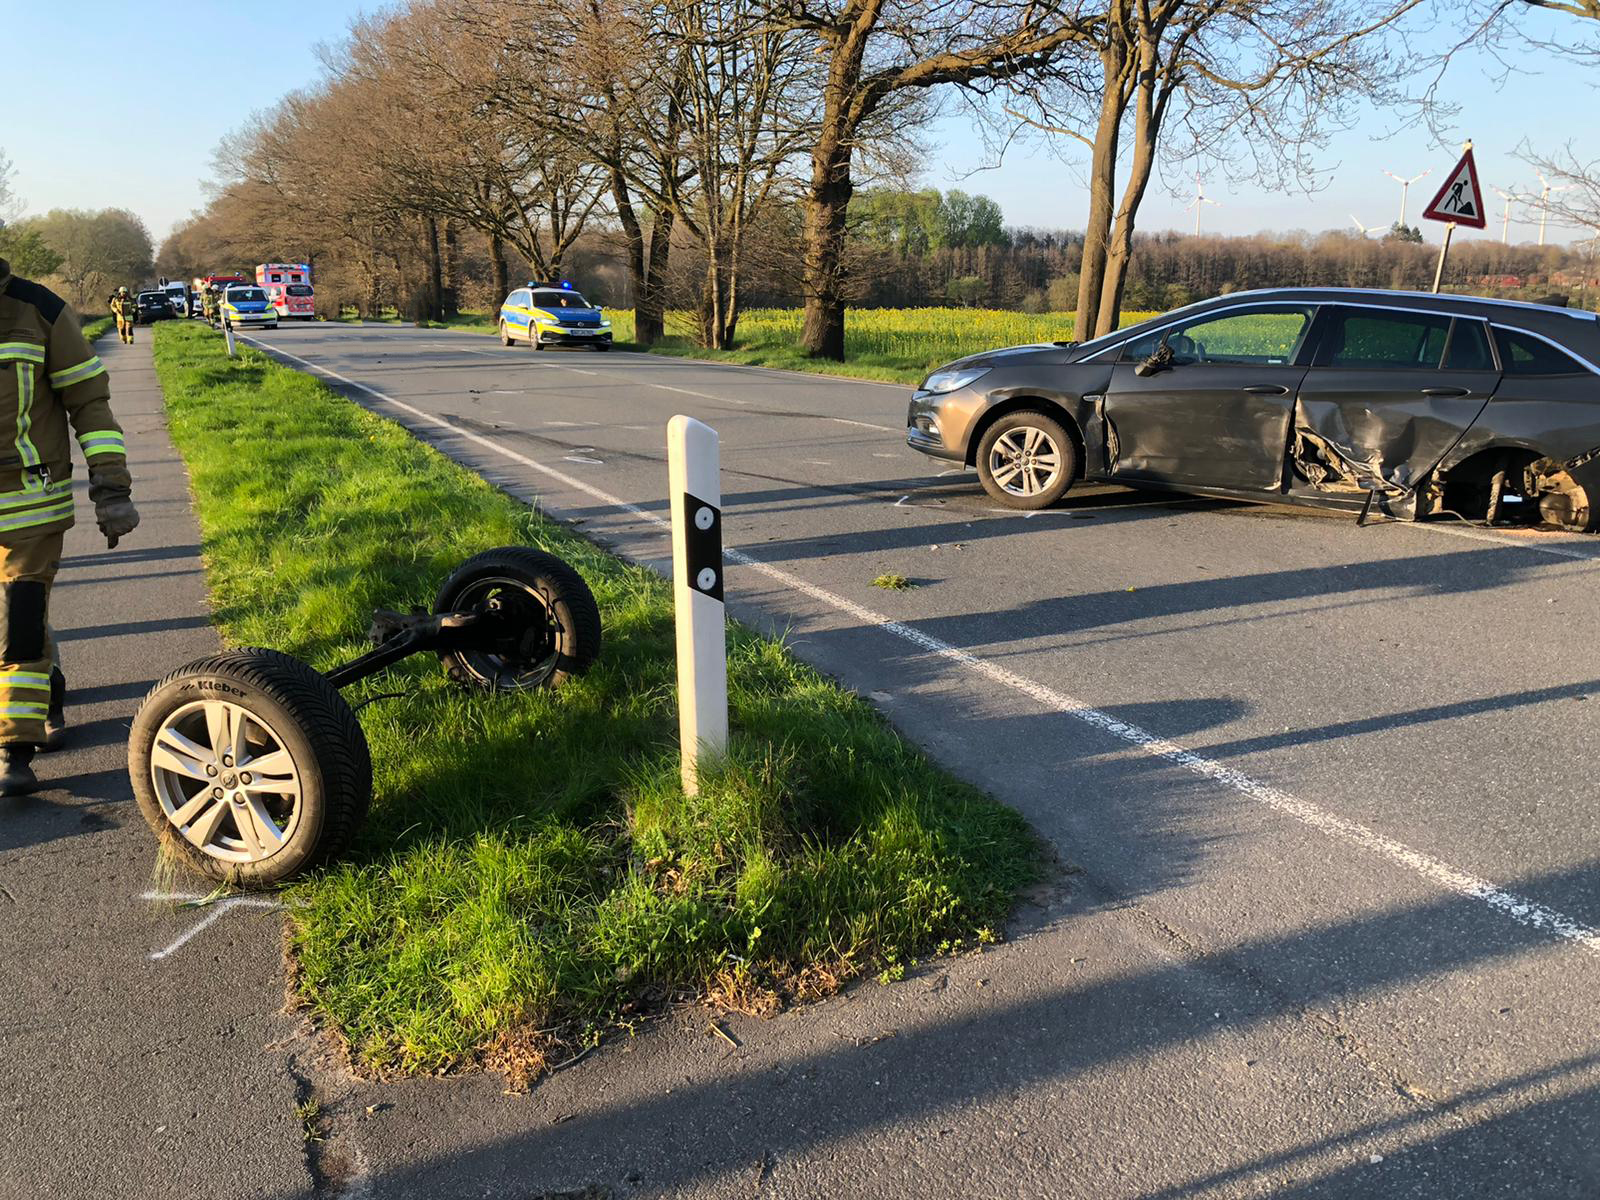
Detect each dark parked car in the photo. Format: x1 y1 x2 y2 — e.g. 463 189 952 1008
135 290 173 324
907 288 1600 531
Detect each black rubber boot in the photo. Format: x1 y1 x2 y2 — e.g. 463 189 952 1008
1 745 38 796
42 667 66 753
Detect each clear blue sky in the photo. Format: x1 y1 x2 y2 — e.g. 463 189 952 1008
6 1 1593 248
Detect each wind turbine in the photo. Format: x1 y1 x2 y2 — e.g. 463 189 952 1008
1493 188 1515 244
1536 172 1573 247
1384 167 1432 228
1350 215 1382 237
1187 175 1221 236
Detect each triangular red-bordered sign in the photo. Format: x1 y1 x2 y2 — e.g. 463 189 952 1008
1421 148 1487 229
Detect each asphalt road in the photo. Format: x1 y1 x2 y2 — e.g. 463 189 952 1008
0 333 315 1200
234 322 1597 1195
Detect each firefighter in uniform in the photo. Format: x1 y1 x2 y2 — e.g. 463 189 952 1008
0 257 140 794
202 285 219 327
110 285 137 344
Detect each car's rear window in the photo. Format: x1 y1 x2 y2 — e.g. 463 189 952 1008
1317 310 1451 369
1493 327 1588 375
286 285 314 297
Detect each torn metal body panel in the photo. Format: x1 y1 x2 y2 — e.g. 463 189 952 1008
907 287 1600 530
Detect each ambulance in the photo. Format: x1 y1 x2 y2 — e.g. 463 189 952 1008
256 263 317 320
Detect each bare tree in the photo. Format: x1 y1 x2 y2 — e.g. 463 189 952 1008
1008 1 1426 338
768 0 1102 359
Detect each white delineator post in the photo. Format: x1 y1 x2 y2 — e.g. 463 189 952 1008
224 319 236 358
667 415 728 794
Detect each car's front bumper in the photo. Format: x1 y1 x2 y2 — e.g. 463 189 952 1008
537 327 613 346
229 312 277 325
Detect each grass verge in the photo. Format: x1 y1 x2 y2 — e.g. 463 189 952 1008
426 306 1158 386
150 320 1036 1080
81 314 113 342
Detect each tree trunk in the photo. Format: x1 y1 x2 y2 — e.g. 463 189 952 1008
1095 65 1171 337
800 137 853 361
425 216 444 322
637 208 674 346
1075 35 1129 340
488 233 509 301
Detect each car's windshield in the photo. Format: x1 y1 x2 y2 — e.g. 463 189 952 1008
286 284 314 297
532 290 590 309
228 288 267 303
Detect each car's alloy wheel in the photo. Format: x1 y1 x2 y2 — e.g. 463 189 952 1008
130 648 371 885
976 411 1077 510
500 321 512 347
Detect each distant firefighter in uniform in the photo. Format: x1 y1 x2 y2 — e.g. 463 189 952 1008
202 286 219 327
0 256 140 794
110 285 137 344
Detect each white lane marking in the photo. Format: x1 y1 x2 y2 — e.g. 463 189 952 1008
1402 519 1600 563
564 455 604 465
245 337 1600 958
651 383 724 401
830 417 899 432
141 891 281 961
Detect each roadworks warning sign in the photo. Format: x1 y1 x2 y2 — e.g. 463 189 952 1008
1422 147 1488 229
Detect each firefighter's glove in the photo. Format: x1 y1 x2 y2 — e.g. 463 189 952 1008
89 471 140 549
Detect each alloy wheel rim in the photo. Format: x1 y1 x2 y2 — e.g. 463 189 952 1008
150 700 303 864
989 427 1063 498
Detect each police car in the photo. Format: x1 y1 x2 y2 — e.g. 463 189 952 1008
220 285 280 331
498 281 613 351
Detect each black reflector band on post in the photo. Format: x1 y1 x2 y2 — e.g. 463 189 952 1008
680 490 724 603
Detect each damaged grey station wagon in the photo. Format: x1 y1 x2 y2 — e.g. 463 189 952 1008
906 288 1600 530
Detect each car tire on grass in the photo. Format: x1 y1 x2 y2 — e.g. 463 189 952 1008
434 546 601 691
975 410 1077 510
129 648 372 886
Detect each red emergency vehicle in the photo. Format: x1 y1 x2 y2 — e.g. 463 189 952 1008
255 263 316 320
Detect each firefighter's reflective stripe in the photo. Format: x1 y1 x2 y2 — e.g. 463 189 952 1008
0 487 73 531
76 429 125 458
0 343 45 364
0 672 51 719
49 355 106 389
13 360 42 479
0 672 51 690
0 501 73 531
0 480 71 511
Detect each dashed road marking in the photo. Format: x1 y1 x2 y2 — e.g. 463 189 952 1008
247 337 1600 959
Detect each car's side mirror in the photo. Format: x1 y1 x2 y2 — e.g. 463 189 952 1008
1134 339 1176 377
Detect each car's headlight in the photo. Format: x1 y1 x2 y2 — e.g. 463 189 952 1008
919 366 990 394
600 319 612 328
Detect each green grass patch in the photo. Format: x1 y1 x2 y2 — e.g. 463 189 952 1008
81 314 113 342
150 320 1036 1079
440 305 1158 385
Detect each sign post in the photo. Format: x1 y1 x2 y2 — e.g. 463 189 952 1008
667 415 728 795
1421 140 1488 294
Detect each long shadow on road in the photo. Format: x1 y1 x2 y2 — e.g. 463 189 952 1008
317 861 1600 1199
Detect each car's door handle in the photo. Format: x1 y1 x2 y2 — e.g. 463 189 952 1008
1421 386 1472 397
1241 384 1290 395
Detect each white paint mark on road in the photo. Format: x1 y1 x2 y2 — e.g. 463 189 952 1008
651 383 724 401
804 460 832 466
141 891 281 961
564 455 605 465
1403 519 1600 563
874 453 900 459
247 337 1600 959
830 417 898 432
